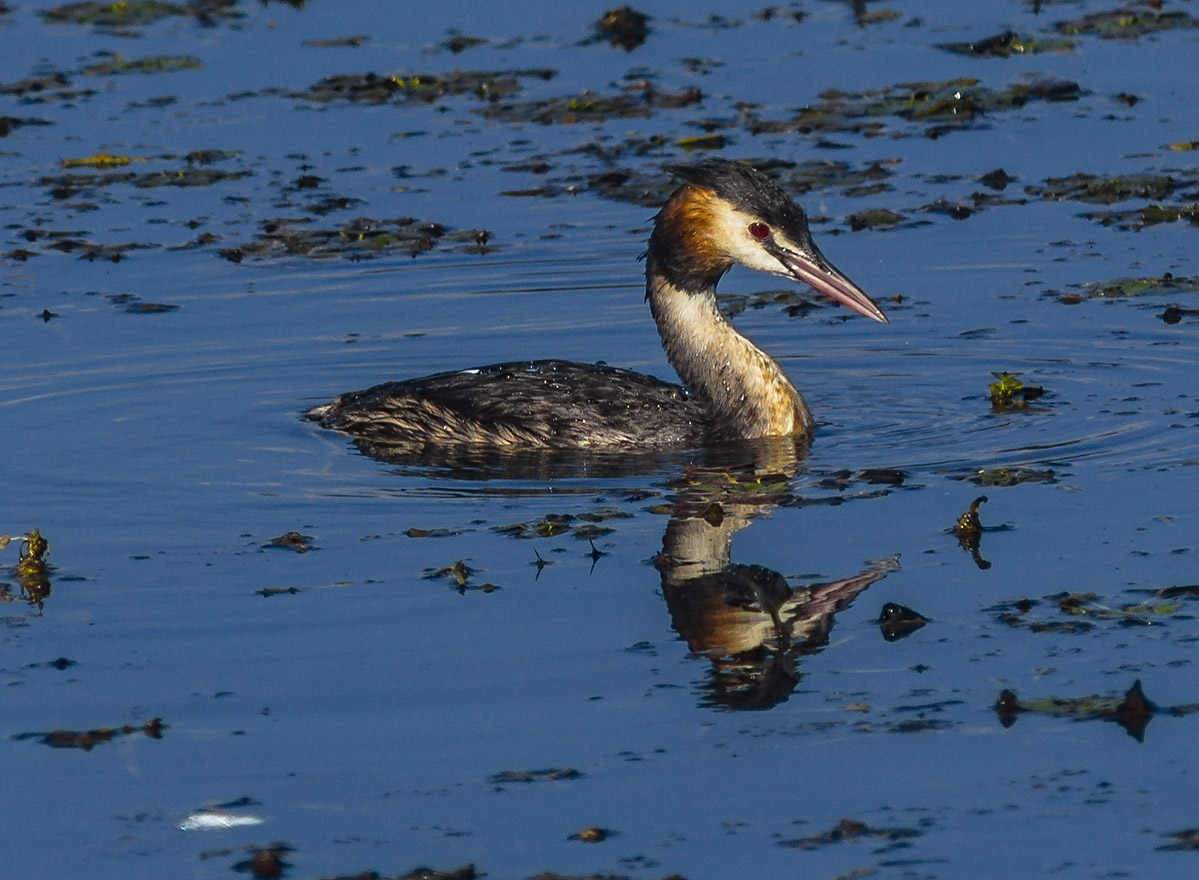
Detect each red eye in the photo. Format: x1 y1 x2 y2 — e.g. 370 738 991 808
748 222 770 240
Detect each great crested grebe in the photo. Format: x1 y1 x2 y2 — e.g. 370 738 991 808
306 159 888 450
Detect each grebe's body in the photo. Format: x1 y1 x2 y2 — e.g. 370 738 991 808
307 160 887 451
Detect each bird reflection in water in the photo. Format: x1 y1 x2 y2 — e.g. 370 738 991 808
322 429 898 711
653 438 898 710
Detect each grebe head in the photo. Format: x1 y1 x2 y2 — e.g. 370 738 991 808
649 159 888 324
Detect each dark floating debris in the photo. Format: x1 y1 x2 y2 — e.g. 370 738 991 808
878 602 928 641
304 35 368 48
978 167 1016 190
488 767 583 785
494 514 573 539
987 371 1045 411
1 71 95 106
423 559 496 594
676 133 727 151
568 825 615 843
1082 203 1199 230
480 83 702 125
13 717 165 750
228 216 490 261
1155 582 1199 599
19 228 158 262
303 68 555 105
1054 5 1199 39
440 33 488 54
1051 273 1199 305
858 468 905 486
229 843 293 879
592 5 651 51
35 656 78 671
1162 305 1199 324
41 0 243 29
779 816 923 851
939 30 1076 57
106 292 179 313
1028 171 1191 205
959 466 1056 487
39 160 250 200
0 115 55 136
952 495 991 570
258 586 301 598
492 507 629 540
82 53 203 75
813 468 901 491
919 197 974 221
264 531 314 553
1160 828 1199 852
989 588 1182 635
741 75 1084 140
848 207 907 231
308 866 477 880
995 679 1199 742
404 527 462 538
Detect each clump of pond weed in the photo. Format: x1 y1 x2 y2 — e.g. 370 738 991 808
591 5 651 51
41 0 242 30
995 680 1195 741
740 76 1084 140
106 292 179 313
1054 5 1199 39
82 53 203 75
955 466 1056 487
225 216 491 261
1050 272 1199 304
779 817 923 851
1082 203 1199 230
14 717 165 750
1028 171 1190 204
303 68 555 105
988 371 1045 411
492 507 630 540
480 83 701 125
939 30 1076 57
263 531 314 553
423 559 497 594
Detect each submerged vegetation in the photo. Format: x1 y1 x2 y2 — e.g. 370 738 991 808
939 30 1076 57
1054 5 1199 38
741 76 1084 140
1050 273 1199 304
303 68 556 105
224 216 490 261
81 53 203 75
40 0 241 28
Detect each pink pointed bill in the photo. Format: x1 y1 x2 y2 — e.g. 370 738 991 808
781 250 889 324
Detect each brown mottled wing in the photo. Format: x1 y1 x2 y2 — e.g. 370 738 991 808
307 359 707 449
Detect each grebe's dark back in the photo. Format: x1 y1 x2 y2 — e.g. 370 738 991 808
307 159 888 451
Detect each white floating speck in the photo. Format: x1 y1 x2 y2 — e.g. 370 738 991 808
178 808 266 832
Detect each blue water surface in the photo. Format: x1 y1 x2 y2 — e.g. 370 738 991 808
2 1 1198 877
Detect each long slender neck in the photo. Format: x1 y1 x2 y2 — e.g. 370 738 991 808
646 260 812 440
